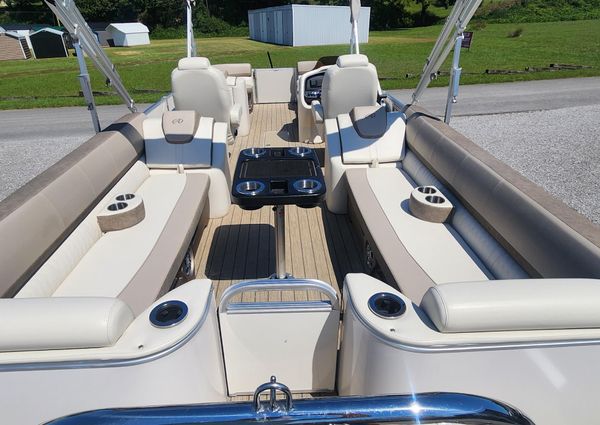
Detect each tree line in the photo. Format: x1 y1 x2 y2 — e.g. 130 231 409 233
1 0 456 32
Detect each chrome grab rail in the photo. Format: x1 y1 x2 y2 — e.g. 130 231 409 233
47 391 534 424
219 278 340 313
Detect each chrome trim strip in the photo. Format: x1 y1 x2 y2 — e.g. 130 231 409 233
0 288 214 372
47 392 534 424
347 291 600 353
226 301 333 314
219 278 339 312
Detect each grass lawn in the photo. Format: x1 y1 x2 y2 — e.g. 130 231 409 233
0 19 598 109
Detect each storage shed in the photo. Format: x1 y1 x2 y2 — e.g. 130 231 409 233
107 23 150 47
0 32 32 61
30 28 69 58
0 23 34 52
248 5 370 47
89 22 113 47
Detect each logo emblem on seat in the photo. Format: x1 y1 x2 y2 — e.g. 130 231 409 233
172 118 184 125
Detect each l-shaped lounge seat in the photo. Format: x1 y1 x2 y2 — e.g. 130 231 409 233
0 113 211 316
326 104 600 302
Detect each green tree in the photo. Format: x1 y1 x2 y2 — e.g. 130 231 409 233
75 0 143 22
4 0 53 23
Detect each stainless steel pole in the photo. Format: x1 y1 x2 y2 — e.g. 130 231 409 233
73 40 101 133
186 0 197 57
444 33 464 124
274 205 286 279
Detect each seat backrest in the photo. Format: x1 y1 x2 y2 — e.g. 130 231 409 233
171 57 233 124
321 54 379 119
404 105 600 278
0 113 145 297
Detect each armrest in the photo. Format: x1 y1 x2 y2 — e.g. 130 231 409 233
311 100 324 124
0 297 134 351
230 103 243 127
421 279 600 333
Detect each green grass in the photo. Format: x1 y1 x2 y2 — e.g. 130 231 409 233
476 0 600 23
0 19 599 109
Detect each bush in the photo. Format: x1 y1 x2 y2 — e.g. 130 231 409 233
194 14 248 37
151 23 248 40
471 20 487 30
476 0 600 23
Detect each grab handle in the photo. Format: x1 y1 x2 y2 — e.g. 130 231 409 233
219 278 339 313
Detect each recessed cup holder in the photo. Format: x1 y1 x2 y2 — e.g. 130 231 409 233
116 193 135 201
149 300 188 328
368 292 406 319
288 146 312 157
242 148 266 158
108 202 128 211
293 178 322 194
426 195 445 204
236 180 266 196
417 186 437 195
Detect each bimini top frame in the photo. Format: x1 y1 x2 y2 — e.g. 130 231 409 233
186 0 197 57
349 0 361 54
412 0 482 122
45 0 137 131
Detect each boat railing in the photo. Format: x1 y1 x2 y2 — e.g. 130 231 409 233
47 376 534 424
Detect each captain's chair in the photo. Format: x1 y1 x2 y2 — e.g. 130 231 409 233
311 54 380 141
171 57 242 143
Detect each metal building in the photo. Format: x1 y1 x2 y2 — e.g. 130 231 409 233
248 5 370 47
107 23 150 47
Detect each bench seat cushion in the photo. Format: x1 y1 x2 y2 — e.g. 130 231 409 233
347 167 491 302
404 106 600 278
0 113 145 297
421 279 600 333
0 297 134 351
17 168 209 315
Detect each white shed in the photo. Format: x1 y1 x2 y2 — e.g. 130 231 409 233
248 5 370 47
107 23 150 47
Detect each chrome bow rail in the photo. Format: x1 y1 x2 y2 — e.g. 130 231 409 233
48 376 534 424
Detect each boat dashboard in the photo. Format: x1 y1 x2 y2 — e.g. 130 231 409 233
303 72 325 104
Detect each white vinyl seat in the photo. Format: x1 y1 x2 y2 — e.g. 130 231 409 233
171 57 243 143
312 54 380 141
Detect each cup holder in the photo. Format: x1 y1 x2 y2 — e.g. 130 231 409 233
368 292 406 319
242 148 266 158
417 186 437 195
426 195 445 204
116 193 135 201
149 300 188 328
288 146 312 157
236 180 266 196
107 202 128 211
293 178 322 194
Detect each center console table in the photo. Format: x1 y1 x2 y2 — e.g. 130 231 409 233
231 147 326 279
